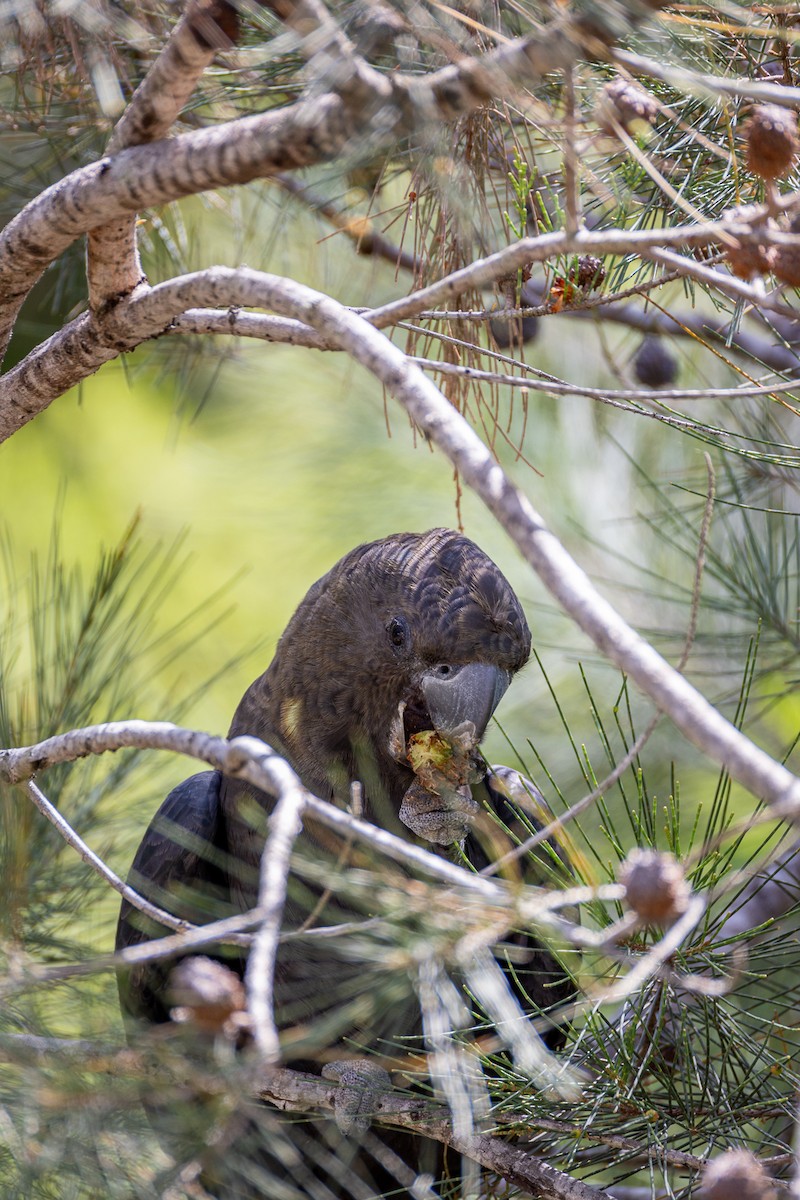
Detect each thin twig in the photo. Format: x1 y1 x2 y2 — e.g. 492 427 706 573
274 175 421 274
25 780 197 937
615 46 800 110
409 353 800 404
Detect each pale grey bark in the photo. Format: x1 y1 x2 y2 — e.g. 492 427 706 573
242 736 308 1062
87 0 237 307
25 780 198 937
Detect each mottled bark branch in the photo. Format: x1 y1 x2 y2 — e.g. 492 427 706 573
87 0 238 308
0 93 351 365
0 1030 731 1177
260 1066 609 1200
107 0 238 151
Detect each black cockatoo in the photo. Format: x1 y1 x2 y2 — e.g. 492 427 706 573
116 529 571 1198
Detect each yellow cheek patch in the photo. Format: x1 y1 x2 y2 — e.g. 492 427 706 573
280 697 303 743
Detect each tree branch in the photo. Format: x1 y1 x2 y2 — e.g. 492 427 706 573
0 720 512 902
24 779 199 937
0 5 599 368
258 1064 608 1200
0 0 692 371
242 737 307 1062
87 0 239 308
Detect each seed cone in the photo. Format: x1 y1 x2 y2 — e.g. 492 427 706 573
742 104 798 180
597 77 658 136
634 336 678 387
620 848 690 924
701 1149 777 1200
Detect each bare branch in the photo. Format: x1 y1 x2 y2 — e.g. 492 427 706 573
172 307 330 347
615 47 800 109
242 738 307 1062
0 720 510 902
258 1065 609 1200
87 0 239 307
4 1025 789 1178
366 218 797 331
25 779 195 936
3 213 795 442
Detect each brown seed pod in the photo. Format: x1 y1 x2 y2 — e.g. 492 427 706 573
725 238 775 280
700 1149 777 1200
742 104 799 180
619 848 690 924
168 956 247 1036
634 336 678 388
571 255 606 291
772 214 800 286
596 77 658 137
